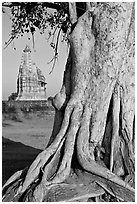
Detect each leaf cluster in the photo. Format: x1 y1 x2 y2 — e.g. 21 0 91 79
3 2 71 48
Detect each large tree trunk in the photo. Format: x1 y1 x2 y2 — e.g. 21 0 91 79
3 2 135 202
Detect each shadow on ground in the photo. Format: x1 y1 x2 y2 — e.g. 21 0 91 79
2 137 42 185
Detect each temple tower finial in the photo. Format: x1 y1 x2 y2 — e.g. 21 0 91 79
23 45 31 53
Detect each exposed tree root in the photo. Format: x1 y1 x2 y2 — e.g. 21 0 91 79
42 172 105 202
76 101 135 201
45 104 83 184
2 101 72 196
3 99 135 202
3 101 84 201
2 167 28 200
110 84 120 171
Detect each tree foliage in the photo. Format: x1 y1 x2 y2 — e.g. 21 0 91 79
3 3 70 47
8 92 18 101
2 2 90 47
3 2 74 72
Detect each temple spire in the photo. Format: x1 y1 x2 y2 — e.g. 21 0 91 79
23 45 31 53
16 45 47 100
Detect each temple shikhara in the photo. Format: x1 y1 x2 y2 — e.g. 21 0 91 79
16 45 47 100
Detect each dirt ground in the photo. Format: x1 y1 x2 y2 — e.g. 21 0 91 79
2 111 55 185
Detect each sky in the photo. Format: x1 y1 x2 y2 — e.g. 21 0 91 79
2 6 68 100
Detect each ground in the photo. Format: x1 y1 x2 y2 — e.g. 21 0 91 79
2 110 55 185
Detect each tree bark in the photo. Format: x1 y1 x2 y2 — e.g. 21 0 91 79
2 2 135 202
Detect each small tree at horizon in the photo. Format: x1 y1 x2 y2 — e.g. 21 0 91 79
2 2 135 202
8 92 18 101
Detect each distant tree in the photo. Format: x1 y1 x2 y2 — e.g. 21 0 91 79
8 92 18 101
2 2 135 202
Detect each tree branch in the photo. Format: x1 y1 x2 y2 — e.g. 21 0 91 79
68 2 77 24
2 2 61 11
86 2 92 10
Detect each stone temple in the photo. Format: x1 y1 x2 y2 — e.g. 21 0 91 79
16 45 47 100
